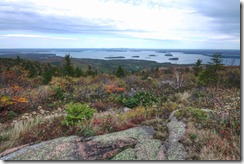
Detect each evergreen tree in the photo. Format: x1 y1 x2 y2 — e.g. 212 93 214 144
63 54 74 76
208 52 223 74
115 66 126 78
74 66 84 77
42 67 53 84
193 59 202 76
86 65 96 76
16 56 21 63
198 52 224 86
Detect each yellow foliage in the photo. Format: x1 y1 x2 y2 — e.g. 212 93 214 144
0 96 10 103
14 97 28 103
0 95 15 106
12 85 22 92
119 106 146 121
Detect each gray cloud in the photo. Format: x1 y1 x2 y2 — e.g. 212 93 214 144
191 0 240 36
0 0 240 48
0 1 146 35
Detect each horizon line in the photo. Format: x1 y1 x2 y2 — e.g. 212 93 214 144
0 48 240 50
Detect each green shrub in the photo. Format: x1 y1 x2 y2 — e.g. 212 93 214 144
0 135 7 143
122 92 158 108
53 87 65 100
82 126 96 137
123 97 139 108
64 103 96 126
134 92 158 106
8 110 17 120
189 133 197 140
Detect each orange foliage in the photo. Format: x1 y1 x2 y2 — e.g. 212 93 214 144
12 84 22 92
105 83 125 93
13 97 28 103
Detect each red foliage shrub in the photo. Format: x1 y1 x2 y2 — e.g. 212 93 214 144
113 122 135 132
105 83 125 93
128 116 146 125
91 101 107 112
18 118 79 145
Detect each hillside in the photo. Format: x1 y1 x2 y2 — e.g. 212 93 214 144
0 54 240 160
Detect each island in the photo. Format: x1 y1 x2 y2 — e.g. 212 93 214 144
169 57 179 60
104 56 126 59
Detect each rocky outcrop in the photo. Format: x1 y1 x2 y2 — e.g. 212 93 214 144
1 108 215 160
164 108 214 160
165 117 186 160
0 126 166 160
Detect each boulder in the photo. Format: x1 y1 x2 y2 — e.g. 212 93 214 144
165 112 187 160
0 126 166 160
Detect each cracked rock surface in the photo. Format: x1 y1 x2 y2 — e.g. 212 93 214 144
166 116 187 160
0 126 166 160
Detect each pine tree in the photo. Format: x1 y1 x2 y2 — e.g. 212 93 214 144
63 54 74 76
198 52 224 86
193 59 202 76
86 65 95 76
74 66 84 77
115 66 126 78
42 67 53 84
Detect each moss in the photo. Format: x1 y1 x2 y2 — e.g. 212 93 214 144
93 126 155 145
174 107 215 127
175 107 209 121
142 118 168 141
112 148 136 160
135 139 162 160
6 136 79 160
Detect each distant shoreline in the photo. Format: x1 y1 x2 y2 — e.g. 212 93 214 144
0 48 240 66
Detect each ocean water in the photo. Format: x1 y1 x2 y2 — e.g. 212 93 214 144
0 49 240 65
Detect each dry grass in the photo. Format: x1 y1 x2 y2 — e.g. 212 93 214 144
0 113 64 152
183 122 240 160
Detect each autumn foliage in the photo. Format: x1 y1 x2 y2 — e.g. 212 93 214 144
105 82 125 93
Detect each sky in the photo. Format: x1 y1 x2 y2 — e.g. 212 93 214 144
0 0 241 49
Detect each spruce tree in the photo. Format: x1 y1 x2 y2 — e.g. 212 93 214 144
42 67 53 84
63 54 74 76
74 66 84 77
198 52 224 86
193 59 202 76
115 66 126 78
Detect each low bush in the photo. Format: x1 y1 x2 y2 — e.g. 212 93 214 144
64 103 96 126
121 92 158 108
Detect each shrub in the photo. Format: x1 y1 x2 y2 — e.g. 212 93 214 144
82 126 96 137
189 133 197 140
91 101 108 112
123 97 139 108
134 92 158 106
0 135 7 143
7 110 17 120
64 103 96 126
52 87 65 100
122 92 158 108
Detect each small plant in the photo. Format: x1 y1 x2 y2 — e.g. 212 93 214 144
64 103 96 126
82 126 96 137
189 133 197 140
123 97 139 108
0 135 7 143
134 92 158 107
122 92 158 108
53 87 65 100
7 110 17 119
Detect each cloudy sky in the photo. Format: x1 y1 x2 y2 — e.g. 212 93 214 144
0 0 240 49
